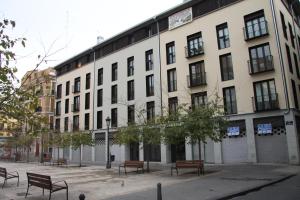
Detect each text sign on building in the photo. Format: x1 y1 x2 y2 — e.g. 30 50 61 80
257 123 272 135
168 7 193 30
227 127 240 136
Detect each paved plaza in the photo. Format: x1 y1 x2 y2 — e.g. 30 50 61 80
0 162 299 200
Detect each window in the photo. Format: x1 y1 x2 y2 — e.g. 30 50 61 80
73 96 80 112
86 73 91 90
288 23 295 48
223 87 237 114
111 108 118 127
66 81 70 96
56 84 62 99
146 49 153 71
84 113 90 130
216 23 230 49
146 101 155 121
146 75 154 97
168 97 178 114
244 10 268 40
97 111 102 129
127 57 134 76
97 89 103 107
291 79 299 109
220 53 234 81
249 43 273 74
167 69 177 92
55 118 60 131
166 42 175 64
85 93 90 110
253 79 278 111
73 115 79 131
191 92 207 108
280 12 288 39
98 68 103 86
294 53 300 79
55 101 61 116
64 117 68 132
128 105 135 124
111 85 118 104
189 61 206 87
74 77 81 93
65 99 69 114
112 63 118 81
286 44 294 74
186 32 204 57
127 80 134 101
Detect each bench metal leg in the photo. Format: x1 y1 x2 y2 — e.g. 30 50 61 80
66 187 69 200
2 179 6 189
17 176 19 187
25 185 30 198
49 190 52 200
125 167 127 175
43 188 45 195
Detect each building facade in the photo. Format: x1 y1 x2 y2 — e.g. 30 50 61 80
54 0 300 165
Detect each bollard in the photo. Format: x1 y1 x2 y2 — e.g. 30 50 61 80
157 183 162 200
79 194 85 200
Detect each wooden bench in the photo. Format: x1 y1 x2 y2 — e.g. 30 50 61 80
171 160 204 176
25 172 68 200
119 161 144 175
0 167 19 188
52 158 67 166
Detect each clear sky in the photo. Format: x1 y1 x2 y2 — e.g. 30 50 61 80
1 0 183 80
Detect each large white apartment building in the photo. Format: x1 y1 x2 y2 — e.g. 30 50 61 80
54 0 300 165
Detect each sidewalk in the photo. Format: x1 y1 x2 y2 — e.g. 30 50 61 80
0 161 299 200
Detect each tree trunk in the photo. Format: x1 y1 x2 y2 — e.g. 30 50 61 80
26 146 29 163
40 135 44 163
57 147 60 159
79 145 82 167
198 139 202 161
146 144 150 173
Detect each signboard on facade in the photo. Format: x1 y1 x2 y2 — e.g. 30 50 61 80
227 126 240 136
168 7 193 30
257 123 272 135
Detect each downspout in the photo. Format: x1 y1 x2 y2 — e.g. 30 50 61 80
270 0 290 114
92 49 96 132
155 17 163 116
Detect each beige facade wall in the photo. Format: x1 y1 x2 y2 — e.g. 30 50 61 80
159 0 297 114
55 63 94 132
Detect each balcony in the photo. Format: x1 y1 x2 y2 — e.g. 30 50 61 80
187 73 206 88
185 42 204 58
248 55 274 74
243 20 269 41
252 93 279 112
71 103 80 112
55 92 62 99
72 85 80 94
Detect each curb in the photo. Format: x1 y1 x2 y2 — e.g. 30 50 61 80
212 174 296 200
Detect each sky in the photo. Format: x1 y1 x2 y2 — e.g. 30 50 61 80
1 0 184 80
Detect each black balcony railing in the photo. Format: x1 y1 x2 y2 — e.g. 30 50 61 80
72 85 80 93
243 20 269 41
185 42 204 58
187 73 206 88
252 93 279 112
72 103 80 112
56 92 62 99
248 55 274 74
54 109 61 116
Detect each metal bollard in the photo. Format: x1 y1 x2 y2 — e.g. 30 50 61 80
79 194 85 200
157 183 162 200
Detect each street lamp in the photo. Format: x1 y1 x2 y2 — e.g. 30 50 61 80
106 116 111 169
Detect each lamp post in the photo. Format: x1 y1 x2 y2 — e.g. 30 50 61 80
106 116 111 169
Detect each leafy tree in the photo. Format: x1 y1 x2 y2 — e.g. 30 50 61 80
70 131 94 167
50 132 71 160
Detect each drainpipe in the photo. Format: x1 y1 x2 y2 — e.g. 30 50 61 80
92 49 96 132
270 0 290 114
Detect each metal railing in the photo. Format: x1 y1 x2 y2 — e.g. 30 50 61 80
187 72 206 87
252 93 279 112
243 20 269 40
71 103 80 112
248 55 274 74
185 42 204 58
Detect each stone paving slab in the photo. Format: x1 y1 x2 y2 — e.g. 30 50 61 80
0 162 298 200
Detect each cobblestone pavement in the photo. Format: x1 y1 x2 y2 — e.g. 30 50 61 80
0 162 298 200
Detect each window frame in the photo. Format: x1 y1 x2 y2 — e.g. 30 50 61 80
127 56 134 77
127 80 135 101
166 41 175 65
146 74 154 97
219 53 234 81
167 68 177 92
216 23 230 49
223 86 237 115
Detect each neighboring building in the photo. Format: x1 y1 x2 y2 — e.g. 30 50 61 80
54 0 300 165
21 67 56 158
